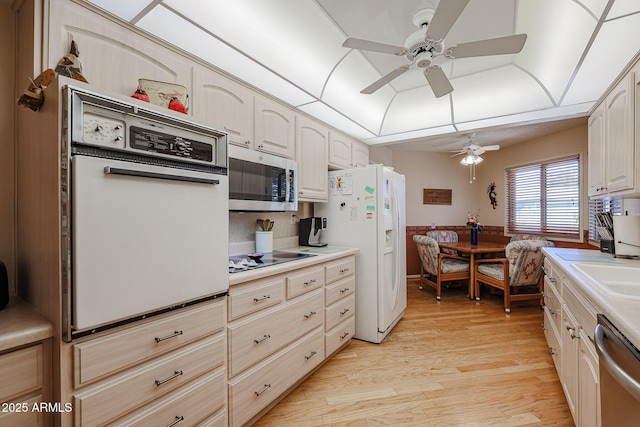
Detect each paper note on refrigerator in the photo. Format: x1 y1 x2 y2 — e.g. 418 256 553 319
330 173 353 195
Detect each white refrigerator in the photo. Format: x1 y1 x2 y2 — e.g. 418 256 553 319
315 164 407 343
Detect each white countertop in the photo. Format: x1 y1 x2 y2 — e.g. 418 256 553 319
542 247 640 348
229 246 359 286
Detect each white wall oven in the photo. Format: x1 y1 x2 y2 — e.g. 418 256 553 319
61 84 228 342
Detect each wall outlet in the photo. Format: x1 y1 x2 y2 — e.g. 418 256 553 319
291 214 297 224
431 222 436 229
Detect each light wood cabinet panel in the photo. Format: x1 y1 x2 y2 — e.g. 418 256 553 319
196 410 227 427
604 72 635 193
329 132 353 169
228 277 285 321
352 140 370 168
111 369 226 427
254 95 295 158
325 315 355 356
228 289 323 377
73 299 224 387
0 395 45 427
192 67 252 147
0 344 42 401
286 266 324 299
325 256 355 283
74 334 225 426
325 275 355 306
325 293 355 332
543 280 562 335
587 103 605 196
561 303 579 420
228 327 324 427
543 308 562 378
296 116 329 201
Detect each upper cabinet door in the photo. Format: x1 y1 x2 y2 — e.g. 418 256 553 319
587 103 605 196
192 67 253 148
254 95 295 158
351 140 370 168
328 133 353 169
296 116 328 202
604 72 635 193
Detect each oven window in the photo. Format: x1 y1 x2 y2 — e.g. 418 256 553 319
229 158 286 202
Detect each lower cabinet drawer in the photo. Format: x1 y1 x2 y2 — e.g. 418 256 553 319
228 327 324 427
0 344 43 402
0 395 45 427
74 334 225 426
228 290 323 377
544 308 562 378
196 410 227 427
325 256 355 284
544 282 562 335
325 315 355 356
325 294 355 332
287 266 324 299
112 369 226 427
73 299 225 387
563 282 597 340
325 275 355 306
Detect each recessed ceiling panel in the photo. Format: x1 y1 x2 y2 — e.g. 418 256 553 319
607 0 640 19
380 86 452 135
297 102 376 140
163 0 347 98
323 50 397 134
85 0 154 21
563 12 640 105
452 66 552 123
515 0 598 103
136 6 314 106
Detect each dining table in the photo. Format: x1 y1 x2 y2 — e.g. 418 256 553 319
437 240 507 300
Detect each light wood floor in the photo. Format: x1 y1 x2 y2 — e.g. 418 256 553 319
254 278 574 426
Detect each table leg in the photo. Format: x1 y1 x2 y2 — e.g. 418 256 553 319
469 253 476 300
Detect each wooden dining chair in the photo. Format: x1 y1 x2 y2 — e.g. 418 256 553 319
413 235 470 300
474 239 554 313
426 230 459 255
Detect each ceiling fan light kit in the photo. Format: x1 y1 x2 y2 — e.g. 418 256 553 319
342 0 527 98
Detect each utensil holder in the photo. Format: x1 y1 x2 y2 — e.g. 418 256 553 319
256 231 273 253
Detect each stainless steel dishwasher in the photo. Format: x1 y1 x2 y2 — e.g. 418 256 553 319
595 314 640 426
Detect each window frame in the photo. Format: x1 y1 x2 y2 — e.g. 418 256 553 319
505 154 582 241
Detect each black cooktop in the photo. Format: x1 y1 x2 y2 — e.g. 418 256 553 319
229 251 316 274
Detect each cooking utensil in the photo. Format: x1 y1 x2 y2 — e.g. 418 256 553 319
267 221 274 231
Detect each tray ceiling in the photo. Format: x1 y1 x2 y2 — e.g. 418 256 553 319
82 0 640 151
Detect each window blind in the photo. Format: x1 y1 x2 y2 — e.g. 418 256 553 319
506 155 580 238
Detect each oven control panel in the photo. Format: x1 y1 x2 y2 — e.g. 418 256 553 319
82 113 126 150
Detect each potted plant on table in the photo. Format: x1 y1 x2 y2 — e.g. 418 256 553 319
466 212 482 245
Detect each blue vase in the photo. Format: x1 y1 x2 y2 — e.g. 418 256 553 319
470 227 478 245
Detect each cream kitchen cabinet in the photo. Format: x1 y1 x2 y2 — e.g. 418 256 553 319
192 67 253 148
543 257 600 427
588 69 635 197
253 95 296 158
65 298 227 426
329 132 369 169
296 116 329 202
324 256 356 356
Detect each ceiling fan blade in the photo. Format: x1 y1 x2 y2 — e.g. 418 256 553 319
361 66 410 94
446 34 527 59
483 144 500 151
342 38 406 55
424 66 453 98
473 149 486 155
425 0 470 42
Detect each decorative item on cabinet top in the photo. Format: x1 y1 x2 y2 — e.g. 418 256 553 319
137 78 189 114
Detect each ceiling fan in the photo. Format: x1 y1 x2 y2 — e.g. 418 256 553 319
450 133 500 182
342 0 527 97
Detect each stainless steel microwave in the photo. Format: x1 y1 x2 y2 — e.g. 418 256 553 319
228 145 298 211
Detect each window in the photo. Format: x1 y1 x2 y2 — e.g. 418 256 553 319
505 155 581 239
588 198 621 241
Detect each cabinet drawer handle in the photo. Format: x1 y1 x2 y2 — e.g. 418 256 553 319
548 308 558 315
339 268 350 273
253 295 271 302
340 332 350 339
541 323 547 331
340 308 350 316
254 334 271 344
549 346 557 355
155 370 183 387
155 330 183 343
255 384 271 396
340 287 350 293
304 311 317 319
304 279 317 286
565 323 580 339
305 350 317 360
166 416 184 427
548 277 557 283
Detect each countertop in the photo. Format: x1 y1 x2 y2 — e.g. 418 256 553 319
542 247 640 348
229 246 359 286
0 296 55 353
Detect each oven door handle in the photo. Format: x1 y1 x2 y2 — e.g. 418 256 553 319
104 166 219 185
595 323 640 402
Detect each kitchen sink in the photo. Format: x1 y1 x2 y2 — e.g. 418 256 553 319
572 263 640 299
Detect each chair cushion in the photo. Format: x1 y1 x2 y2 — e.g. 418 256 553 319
477 263 505 281
426 230 458 255
507 240 555 287
441 258 470 274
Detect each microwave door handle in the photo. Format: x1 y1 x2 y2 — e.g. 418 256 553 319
285 168 292 202
595 323 640 402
